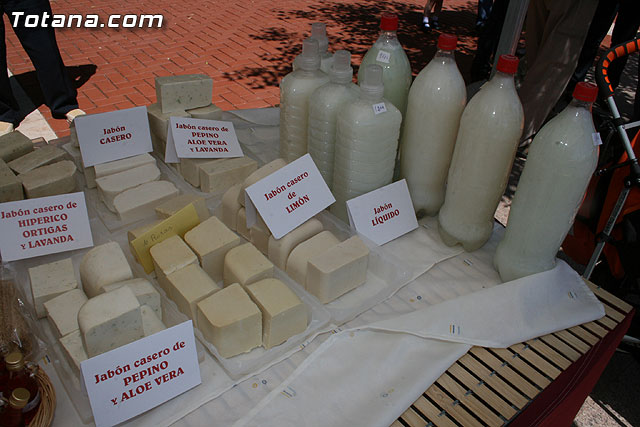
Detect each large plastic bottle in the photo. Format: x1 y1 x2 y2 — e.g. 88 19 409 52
293 23 334 74
400 34 467 216
279 38 330 162
330 64 402 222
307 50 359 188
438 55 524 251
494 82 599 282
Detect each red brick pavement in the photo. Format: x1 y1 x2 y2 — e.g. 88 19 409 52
4 0 479 137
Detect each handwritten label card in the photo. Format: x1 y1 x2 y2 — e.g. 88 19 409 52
168 117 243 159
81 321 201 427
245 154 335 239
0 192 93 261
75 106 153 167
346 180 418 245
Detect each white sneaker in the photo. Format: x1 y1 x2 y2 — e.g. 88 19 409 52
0 121 14 136
66 109 86 124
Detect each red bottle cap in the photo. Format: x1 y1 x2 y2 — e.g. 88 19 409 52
380 13 398 31
437 34 457 50
496 54 519 74
573 82 598 102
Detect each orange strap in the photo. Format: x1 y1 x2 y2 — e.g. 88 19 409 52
597 39 639 97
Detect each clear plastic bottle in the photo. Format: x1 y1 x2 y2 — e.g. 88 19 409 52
400 34 467 216
494 82 599 281
293 23 334 74
279 38 330 162
438 55 524 251
330 64 402 221
307 50 359 188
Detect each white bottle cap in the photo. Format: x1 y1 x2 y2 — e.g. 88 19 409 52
311 23 329 53
360 64 384 98
330 50 353 84
296 37 321 71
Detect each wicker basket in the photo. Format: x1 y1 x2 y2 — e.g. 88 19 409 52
30 368 56 427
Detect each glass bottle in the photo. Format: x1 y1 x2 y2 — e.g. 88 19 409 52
5 352 40 424
0 388 29 427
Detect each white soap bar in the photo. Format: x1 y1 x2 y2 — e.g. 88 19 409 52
93 153 155 178
0 159 23 202
84 165 96 189
224 242 274 287
250 215 271 255
236 207 250 240
29 258 78 318
184 216 241 282
141 305 166 336
96 163 161 212
61 141 95 188
8 145 66 175
286 230 340 286
179 157 221 188
127 219 162 261
246 278 307 349
19 160 77 198
79 241 133 298
155 74 213 114
166 263 221 325
147 103 190 141
220 183 242 231
44 288 87 338
113 180 179 222
155 194 209 221
150 234 198 292
78 286 144 357
199 157 258 194
102 278 161 318
268 218 323 270
238 158 287 206
187 104 223 120
59 330 88 375
0 131 33 162
307 236 369 303
196 283 261 358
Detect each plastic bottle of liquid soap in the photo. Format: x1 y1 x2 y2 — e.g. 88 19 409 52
330 64 402 222
307 50 359 188
438 55 524 251
280 38 330 162
400 34 466 216
293 23 334 73
494 82 599 282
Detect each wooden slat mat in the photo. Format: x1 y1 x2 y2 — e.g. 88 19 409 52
395 283 633 427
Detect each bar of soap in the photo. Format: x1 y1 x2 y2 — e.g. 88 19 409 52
286 231 340 286
155 194 209 221
96 163 161 212
224 242 274 287
0 159 23 202
113 180 178 222
44 288 87 338
19 160 77 198
127 219 162 261
8 146 66 175
238 158 287 206
84 165 96 188
78 286 144 357
155 74 213 114
221 183 242 231
250 215 271 255
150 234 198 292
246 278 307 349
147 103 190 141
236 207 250 240
196 283 262 358
79 241 133 298
200 157 258 194
187 104 223 120
59 330 88 375
0 131 33 162
268 218 323 270
141 305 166 336
307 236 369 303
93 153 155 179
179 158 221 188
184 216 241 281
102 278 161 318
29 258 78 318
166 263 221 325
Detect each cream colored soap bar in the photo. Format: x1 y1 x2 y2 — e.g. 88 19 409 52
220 183 242 231
84 165 96 189
29 258 78 318
150 234 198 292
44 288 87 338
78 286 144 357
246 278 307 349
128 219 162 261
250 215 271 255
155 74 213 114
96 163 161 212
141 305 166 336
306 236 369 303
80 241 133 298
113 180 178 222
147 103 190 141
268 218 323 270
0 131 33 162
180 158 221 188
224 242 274 287
196 283 262 358
286 230 340 286
19 160 77 198
102 278 161 318
8 145 66 175
200 157 258 194
93 153 155 178
238 158 287 206
184 216 241 281
166 263 220 325
155 194 209 221
236 207 250 240
59 330 87 376
187 104 223 120
0 159 23 202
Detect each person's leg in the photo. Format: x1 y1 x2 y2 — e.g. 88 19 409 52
470 0 510 82
0 4 20 128
477 0 494 27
